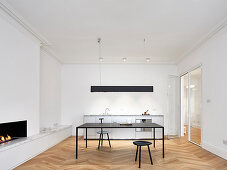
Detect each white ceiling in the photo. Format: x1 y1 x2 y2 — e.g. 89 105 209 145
5 0 227 64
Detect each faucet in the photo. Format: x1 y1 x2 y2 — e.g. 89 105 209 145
104 108 110 115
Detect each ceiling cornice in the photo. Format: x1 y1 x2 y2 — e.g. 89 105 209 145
40 47 63 64
0 0 63 63
176 15 227 64
0 0 50 45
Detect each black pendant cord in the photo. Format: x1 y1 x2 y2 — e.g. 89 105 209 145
99 61 102 86
144 38 146 58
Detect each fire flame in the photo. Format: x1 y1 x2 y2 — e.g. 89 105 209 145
6 134 11 140
0 134 12 142
0 136 5 141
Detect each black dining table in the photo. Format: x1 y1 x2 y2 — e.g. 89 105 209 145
76 123 164 159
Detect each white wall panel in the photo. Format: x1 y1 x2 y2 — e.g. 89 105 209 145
61 64 177 135
177 25 227 160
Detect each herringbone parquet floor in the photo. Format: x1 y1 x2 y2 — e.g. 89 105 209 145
16 136 227 170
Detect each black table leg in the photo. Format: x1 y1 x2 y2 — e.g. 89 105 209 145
162 127 165 158
98 134 101 149
107 133 111 147
86 128 87 148
139 146 141 168
153 128 155 148
101 134 103 146
76 127 78 159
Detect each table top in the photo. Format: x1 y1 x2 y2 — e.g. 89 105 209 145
77 123 163 128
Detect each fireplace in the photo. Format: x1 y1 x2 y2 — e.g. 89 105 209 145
0 120 27 144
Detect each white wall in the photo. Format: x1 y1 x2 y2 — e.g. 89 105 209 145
61 64 177 135
177 25 227 160
0 15 40 136
40 51 61 130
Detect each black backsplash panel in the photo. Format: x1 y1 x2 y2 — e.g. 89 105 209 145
0 120 27 137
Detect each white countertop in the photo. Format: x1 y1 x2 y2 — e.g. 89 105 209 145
84 114 164 116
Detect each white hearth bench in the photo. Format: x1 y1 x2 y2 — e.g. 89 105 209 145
0 125 72 170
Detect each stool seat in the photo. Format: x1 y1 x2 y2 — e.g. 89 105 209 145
133 141 152 146
97 131 110 134
133 141 153 168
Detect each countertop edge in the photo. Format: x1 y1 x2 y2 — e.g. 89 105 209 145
84 115 164 116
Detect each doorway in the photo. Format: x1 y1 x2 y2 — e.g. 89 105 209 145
181 67 202 145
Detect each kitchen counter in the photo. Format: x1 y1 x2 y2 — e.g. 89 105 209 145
83 114 164 139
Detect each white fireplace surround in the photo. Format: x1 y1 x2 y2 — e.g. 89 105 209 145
0 125 72 170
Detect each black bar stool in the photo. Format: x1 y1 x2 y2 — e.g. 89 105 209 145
133 141 153 168
97 118 111 149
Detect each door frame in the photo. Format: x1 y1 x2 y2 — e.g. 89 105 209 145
180 64 203 146
167 75 181 139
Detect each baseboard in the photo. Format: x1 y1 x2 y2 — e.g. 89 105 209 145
202 141 227 160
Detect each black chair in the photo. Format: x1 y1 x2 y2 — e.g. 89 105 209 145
97 118 111 149
133 141 153 168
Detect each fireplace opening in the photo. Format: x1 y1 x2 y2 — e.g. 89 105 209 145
0 120 27 144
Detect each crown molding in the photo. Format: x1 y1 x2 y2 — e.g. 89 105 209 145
176 15 227 64
0 0 50 45
0 0 63 63
40 47 63 64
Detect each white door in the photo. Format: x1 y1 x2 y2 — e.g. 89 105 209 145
181 67 202 145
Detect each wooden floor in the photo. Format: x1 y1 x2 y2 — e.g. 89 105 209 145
16 136 227 170
190 126 201 145
185 125 201 145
